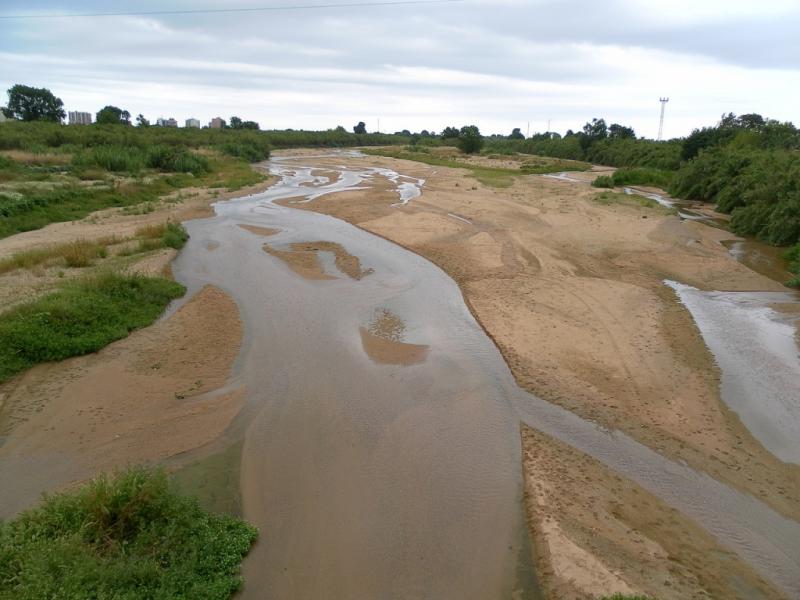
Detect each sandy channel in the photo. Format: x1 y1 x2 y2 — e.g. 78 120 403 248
272 150 800 598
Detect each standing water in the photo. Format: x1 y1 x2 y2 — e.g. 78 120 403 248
171 154 800 599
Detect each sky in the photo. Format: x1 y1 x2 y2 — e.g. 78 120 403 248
1 0 798 138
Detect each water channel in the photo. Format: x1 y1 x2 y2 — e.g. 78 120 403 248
171 155 800 598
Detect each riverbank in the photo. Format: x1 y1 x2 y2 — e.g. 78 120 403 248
272 149 799 597
0 166 274 516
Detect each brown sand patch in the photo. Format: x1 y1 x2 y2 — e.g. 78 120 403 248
263 240 372 281
359 309 429 365
522 426 783 600
262 244 335 281
206 241 220 251
0 285 244 517
238 224 281 237
125 248 177 277
283 153 800 525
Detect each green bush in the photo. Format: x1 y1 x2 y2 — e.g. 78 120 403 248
610 167 674 188
163 221 190 249
72 145 146 173
592 175 614 188
0 273 185 382
0 468 258 600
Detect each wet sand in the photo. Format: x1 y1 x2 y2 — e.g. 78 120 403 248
270 150 800 597
0 286 245 516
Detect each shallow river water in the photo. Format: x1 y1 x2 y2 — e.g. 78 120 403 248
171 155 800 599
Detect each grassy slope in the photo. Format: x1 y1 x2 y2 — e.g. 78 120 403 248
0 273 185 383
0 468 257 600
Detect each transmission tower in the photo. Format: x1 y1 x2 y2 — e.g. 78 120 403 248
657 98 669 141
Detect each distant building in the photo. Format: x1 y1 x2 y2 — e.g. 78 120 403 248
68 111 92 125
185 118 200 129
209 117 225 129
156 117 178 128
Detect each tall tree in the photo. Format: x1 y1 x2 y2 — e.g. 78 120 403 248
230 116 243 129
440 126 460 139
353 121 367 134
608 123 636 139
96 105 131 125
4 84 65 122
135 114 150 127
509 127 525 140
457 125 483 154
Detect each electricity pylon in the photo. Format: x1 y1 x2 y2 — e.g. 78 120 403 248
658 98 669 141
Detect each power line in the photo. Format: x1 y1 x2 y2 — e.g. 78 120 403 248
0 0 464 20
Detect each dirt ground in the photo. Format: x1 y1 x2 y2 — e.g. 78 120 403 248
274 150 799 598
522 426 782 600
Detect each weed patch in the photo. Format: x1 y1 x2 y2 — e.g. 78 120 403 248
0 467 257 600
0 273 185 382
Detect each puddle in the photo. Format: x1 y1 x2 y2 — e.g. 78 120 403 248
722 239 794 285
666 280 800 464
170 152 800 599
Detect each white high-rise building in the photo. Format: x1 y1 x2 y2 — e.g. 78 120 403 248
185 118 201 129
156 117 178 128
68 111 92 125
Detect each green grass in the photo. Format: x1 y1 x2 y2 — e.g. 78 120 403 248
592 191 675 215
0 273 185 383
608 167 674 188
0 467 258 600
364 148 589 188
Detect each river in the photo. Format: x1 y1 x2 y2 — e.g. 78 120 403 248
171 154 800 599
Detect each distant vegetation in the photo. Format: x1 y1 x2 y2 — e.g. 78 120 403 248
0 468 257 600
0 273 185 383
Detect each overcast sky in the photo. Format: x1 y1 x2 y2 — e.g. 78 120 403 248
1 0 798 138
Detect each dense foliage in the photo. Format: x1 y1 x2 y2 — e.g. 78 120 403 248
669 117 800 245
0 273 185 382
2 85 65 122
0 468 258 600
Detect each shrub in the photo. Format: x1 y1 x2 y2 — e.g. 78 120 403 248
0 468 258 600
592 175 614 188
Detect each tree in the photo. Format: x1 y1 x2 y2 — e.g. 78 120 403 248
229 116 259 130
608 123 636 140
582 118 608 139
509 128 525 140
96 105 131 125
440 126 460 139
136 114 150 127
4 84 65 122
353 121 367 135
457 125 483 154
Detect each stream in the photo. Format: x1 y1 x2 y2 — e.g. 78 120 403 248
171 155 800 599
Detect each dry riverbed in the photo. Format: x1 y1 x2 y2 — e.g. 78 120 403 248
273 149 799 598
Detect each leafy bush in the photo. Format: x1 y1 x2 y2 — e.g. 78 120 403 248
0 468 258 600
610 167 674 188
0 273 185 382
592 175 614 188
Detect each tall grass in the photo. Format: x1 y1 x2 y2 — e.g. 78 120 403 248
0 239 109 274
0 273 185 382
787 243 800 288
0 468 258 600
